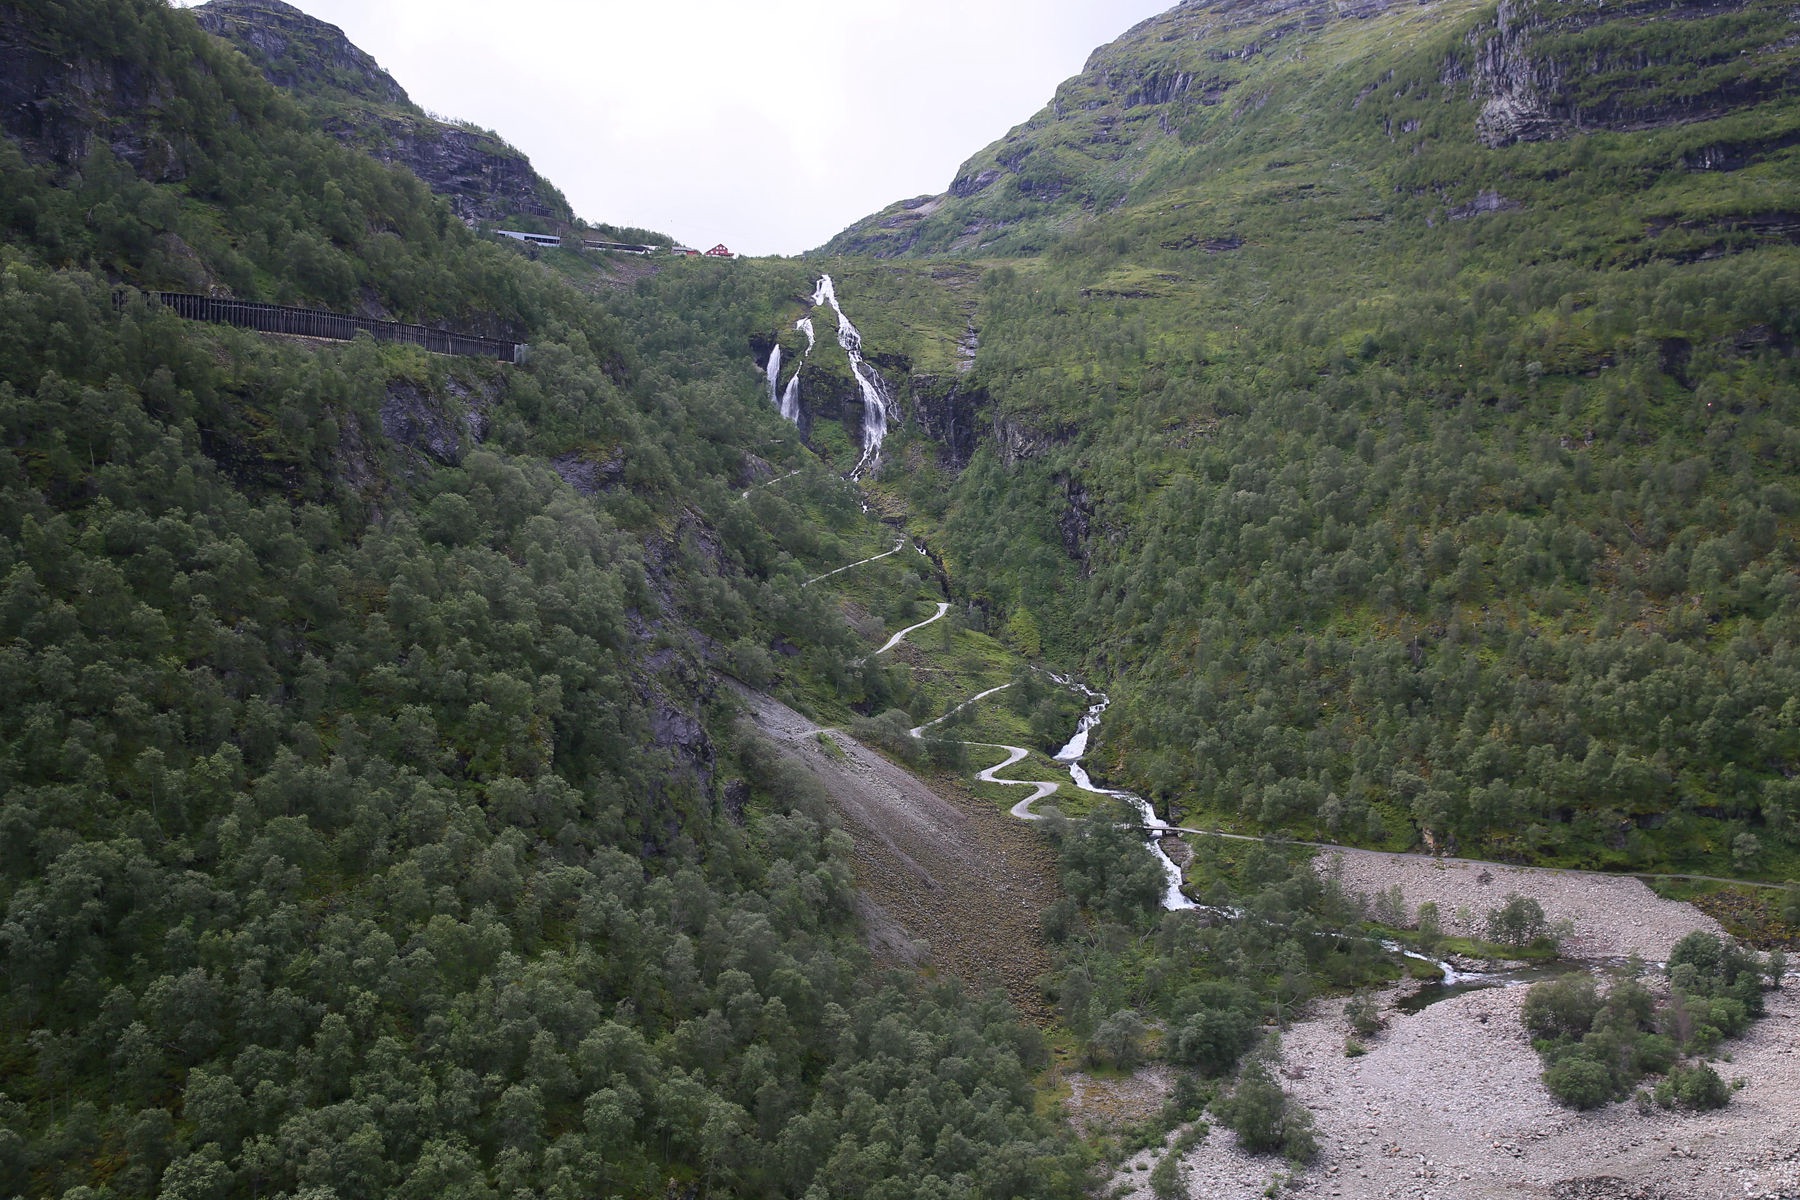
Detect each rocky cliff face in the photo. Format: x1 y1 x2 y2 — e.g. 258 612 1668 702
192 0 406 107
193 0 570 224
1469 0 1800 148
322 111 566 224
0 4 189 180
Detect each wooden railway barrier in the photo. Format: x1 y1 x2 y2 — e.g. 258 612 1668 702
119 291 529 364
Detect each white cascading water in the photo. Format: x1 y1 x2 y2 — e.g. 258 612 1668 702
764 343 782 411
780 372 802 424
773 318 813 426
811 274 891 477
1050 679 1198 912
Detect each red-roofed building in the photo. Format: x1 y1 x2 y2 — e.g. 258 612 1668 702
705 244 734 258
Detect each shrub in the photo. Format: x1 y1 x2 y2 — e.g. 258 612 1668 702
1216 1061 1317 1163
1040 896 1080 944
1486 893 1549 949
1089 1009 1146 1071
1149 1151 1184 1199
1344 995 1384 1039
1630 1033 1678 1076
1656 1062 1730 1110
1668 931 1764 1023
1149 1120 1208 1200
1157 1074 1210 1129
1543 1053 1615 1109
1522 974 1601 1044
1415 900 1443 950
852 709 925 766
1171 1006 1259 1077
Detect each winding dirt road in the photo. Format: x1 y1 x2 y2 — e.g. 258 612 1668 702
802 539 905 587
875 601 950 655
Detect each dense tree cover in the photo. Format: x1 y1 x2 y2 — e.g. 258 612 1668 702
10 0 1798 1189
779 0 1800 883
884 83 1800 880
0 268 1082 1198
0 2 1095 1195
928 228 1800 876
1041 819 1391 1100
1 0 568 330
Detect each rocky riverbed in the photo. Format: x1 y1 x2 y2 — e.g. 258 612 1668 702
1116 982 1800 1200
1315 848 1726 960
1109 853 1800 1200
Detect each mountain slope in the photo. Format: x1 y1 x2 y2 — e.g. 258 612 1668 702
0 2 1094 1196
825 0 1800 258
193 0 573 225
800 0 1800 884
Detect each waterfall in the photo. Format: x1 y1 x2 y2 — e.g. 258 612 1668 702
767 318 814 427
810 274 892 479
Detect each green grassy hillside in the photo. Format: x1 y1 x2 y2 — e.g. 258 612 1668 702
827 0 1800 258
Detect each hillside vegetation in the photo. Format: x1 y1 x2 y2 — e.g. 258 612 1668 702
811 0 1800 882
193 0 574 228
0 2 1095 1196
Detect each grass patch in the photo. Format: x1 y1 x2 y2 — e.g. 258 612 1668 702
1642 878 1800 950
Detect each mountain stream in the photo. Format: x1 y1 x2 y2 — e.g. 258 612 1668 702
904 673 1198 913
881 628 1488 984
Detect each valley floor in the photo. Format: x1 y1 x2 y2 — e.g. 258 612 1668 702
1112 861 1800 1200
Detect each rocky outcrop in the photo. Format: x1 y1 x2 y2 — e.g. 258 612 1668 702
326 112 564 224
1057 473 1096 569
380 379 488 467
908 377 986 469
1471 0 1565 147
1159 231 1244 253
193 0 405 106
1447 189 1521 220
994 415 1065 467
1470 0 1799 148
1682 129 1800 173
0 5 188 179
193 0 570 224
649 693 714 795
550 451 623 498
949 169 1003 199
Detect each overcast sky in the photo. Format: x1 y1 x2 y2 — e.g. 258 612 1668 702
175 0 1174 256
